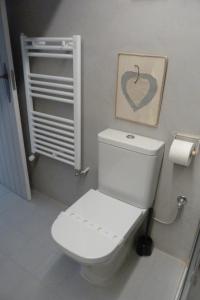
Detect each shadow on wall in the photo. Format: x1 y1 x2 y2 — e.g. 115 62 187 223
6 0 62 77
5 0 62 154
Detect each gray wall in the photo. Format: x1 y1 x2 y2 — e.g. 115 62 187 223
6 0 200 262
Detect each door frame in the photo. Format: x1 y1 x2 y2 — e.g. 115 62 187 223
0 0 31 200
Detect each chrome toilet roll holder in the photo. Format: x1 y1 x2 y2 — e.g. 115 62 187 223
173 132 200 157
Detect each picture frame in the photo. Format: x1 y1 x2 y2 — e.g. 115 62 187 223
115 53 168 127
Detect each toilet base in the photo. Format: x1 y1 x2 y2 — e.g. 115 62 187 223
80 239 132 285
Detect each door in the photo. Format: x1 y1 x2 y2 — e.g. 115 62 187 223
0 0 31 200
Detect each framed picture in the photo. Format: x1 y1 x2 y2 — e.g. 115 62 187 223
115 53 168 127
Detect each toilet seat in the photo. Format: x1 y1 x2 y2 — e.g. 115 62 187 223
51 189 146 264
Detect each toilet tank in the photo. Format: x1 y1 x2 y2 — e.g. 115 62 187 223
98 129 165 209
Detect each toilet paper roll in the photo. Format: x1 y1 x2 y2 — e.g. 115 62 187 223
169 139 195 167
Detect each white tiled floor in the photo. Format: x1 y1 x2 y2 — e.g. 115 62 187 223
0 184 186 300
187 270 200 300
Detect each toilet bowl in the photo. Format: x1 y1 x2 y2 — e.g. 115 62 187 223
51 189 146 284
51 128 164 284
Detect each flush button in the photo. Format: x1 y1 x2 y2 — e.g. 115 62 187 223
126 134 135 139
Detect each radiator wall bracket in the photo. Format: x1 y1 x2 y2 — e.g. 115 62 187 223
75 167 90 176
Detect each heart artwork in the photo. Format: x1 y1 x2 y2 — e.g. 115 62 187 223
121 71 157 111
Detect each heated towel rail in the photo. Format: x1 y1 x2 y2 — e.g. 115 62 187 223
20 34 82 171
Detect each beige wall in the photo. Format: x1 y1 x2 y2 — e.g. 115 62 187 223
7 0 200 262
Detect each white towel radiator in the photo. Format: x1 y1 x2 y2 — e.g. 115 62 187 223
20 34 83 172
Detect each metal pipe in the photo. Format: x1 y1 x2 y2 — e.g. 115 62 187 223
73 35 81 171
31 111 74 125
29 73 74 83
33 123 74 137
153 195 187 225
30 92 74 104
33 133 75 151
25 37 73 42
35 148 74 166
30 86 74 97
32 116 74 131
26 45 73 51
34 139 74 158
33 128 74 144
29 80 73 90
28 52 73 59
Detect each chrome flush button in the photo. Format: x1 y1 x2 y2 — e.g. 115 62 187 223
126 134 135 139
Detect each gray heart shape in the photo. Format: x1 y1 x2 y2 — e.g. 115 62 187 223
121 71 157 111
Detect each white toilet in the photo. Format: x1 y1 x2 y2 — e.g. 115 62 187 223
51 129 164 284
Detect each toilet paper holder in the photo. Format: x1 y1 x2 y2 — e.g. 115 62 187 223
173 133 200 156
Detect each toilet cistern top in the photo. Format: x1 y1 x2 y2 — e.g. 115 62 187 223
98 129 164 156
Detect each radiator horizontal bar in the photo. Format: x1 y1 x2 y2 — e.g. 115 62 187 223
29 73 74 83
32 116 74 131
25 37 73 42
34 140 74 160
29 80 73 90
31 111 74 125
33 123 74 137
28 52 73 59
30 86 74 98
35 148 75 166
30 92 74 104
34 133 75 151
26 45 73 51
33 128 74 144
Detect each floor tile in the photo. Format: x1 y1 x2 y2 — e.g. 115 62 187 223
0 223 30 258
0 252 34 299
0 184 10 197
187 270 200 300
11 232 60 276
14 277 59 300
0 189 19 214
0 188 186 300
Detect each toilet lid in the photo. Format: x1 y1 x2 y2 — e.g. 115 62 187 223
51 189 145 264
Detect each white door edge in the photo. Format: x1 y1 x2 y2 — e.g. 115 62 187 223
0 0 31 200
